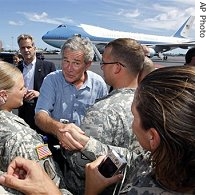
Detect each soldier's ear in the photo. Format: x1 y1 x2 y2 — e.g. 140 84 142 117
0 90 8 106
148 128 160 151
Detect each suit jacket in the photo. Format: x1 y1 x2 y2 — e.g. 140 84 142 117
17 59 56 133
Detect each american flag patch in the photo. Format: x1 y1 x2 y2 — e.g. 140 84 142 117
35 144 52 160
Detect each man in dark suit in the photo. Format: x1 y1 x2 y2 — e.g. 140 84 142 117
17 34 56 135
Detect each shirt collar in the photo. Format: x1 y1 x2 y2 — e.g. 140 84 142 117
23 57 36 68
63 71 91 89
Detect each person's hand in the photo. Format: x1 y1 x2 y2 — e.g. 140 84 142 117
58 123 89 150
0 157 61 195
24 90 40 101
85 156 123 195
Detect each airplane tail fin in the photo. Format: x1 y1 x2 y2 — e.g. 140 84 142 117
172 16 195 38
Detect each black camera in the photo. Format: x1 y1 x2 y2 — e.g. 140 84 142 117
98 149 127 178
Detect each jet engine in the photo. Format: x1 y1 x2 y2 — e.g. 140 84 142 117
147 48 156 58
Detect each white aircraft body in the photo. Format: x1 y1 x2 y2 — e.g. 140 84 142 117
42 16 195 60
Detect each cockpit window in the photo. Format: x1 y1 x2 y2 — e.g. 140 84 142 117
57 25 66 28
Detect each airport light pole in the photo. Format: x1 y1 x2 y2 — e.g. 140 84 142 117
11 36 14 51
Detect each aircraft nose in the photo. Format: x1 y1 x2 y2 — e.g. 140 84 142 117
42 25 70 48
42 25 69 40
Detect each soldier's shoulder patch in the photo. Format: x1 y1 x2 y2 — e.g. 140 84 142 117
35 144 52 160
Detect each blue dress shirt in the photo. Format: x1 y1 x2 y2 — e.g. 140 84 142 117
35 70 108 126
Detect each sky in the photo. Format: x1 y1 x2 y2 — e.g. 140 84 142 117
0 0 195 54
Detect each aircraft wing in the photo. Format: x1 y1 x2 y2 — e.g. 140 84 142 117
147 41 195 52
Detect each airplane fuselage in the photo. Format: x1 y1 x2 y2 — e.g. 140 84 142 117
42 16 195 60
42 24 191 49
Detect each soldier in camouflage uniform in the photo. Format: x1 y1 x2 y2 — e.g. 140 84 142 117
0 61 66 194
60 38 146 194
84 66 195 194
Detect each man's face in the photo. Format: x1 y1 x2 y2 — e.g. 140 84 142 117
101 47 115 86
19 38 36 63
61 48 91 86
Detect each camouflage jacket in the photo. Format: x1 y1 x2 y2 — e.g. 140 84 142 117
118 153 193 195
63 88 143 194
0 110 68 195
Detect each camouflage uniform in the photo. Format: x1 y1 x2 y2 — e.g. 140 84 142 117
63 88 143 194
118 153 193 195
0 110 71 195
83 145 192 195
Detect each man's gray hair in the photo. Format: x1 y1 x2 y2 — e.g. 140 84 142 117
61 36 94 63
17 34 35 46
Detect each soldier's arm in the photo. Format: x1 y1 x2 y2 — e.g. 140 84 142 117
0 157 72 195
81 136 142 165
5 132 62 187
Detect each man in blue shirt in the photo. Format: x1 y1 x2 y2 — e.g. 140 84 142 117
34 36 108 168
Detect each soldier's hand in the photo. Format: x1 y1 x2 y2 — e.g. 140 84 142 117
85 156 123 195
0 157 62 195
58 123 89 150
